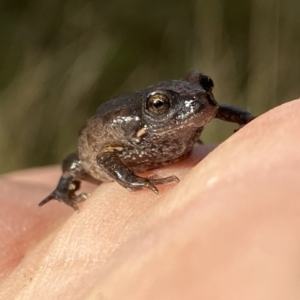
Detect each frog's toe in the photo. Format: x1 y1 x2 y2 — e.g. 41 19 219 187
148 174 180 185
143 181 159 194
73 192 90 203
38 191 90 213
144 174 180 193
125 175 179 194
38 192 57 207
125 178 159 194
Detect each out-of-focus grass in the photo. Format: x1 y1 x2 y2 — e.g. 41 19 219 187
0 0 299 173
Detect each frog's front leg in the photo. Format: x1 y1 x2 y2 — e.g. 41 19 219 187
38 153 100 212
215 104 255 130
97 147 179 193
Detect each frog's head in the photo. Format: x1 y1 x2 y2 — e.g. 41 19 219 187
141 71 219 133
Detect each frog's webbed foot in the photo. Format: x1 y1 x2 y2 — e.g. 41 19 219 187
38 178 89 213
39 190 88 213
97 149 179 194
39 153 94 212
38 179 89 213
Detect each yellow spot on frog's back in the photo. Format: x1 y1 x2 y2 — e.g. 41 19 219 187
136 128 146 137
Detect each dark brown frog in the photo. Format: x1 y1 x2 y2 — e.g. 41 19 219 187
39 70 254 212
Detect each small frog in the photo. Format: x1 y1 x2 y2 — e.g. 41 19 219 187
39 70 254 212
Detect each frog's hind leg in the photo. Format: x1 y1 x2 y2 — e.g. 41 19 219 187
38 153 100 212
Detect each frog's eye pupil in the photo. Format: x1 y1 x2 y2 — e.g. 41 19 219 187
147 93 170 114
153 99 164 109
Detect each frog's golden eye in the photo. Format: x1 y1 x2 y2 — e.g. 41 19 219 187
146 93 170 114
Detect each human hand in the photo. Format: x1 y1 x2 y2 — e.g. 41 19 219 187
1 99 300 300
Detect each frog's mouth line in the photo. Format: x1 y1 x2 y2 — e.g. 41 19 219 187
146 117 213 135
147 107 218 134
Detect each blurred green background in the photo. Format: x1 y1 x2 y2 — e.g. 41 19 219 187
0 0 299 173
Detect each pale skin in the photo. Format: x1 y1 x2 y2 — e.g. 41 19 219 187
0 99 300 300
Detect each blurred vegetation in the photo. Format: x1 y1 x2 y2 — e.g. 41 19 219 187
0 0 299 173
